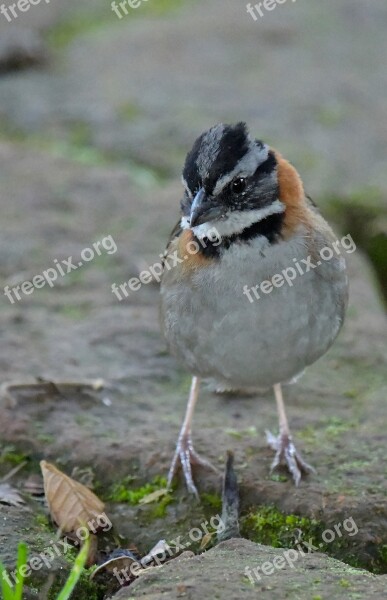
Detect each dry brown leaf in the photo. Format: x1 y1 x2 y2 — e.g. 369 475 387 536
0 483 25 506
40 460 105 534
199 532 214 550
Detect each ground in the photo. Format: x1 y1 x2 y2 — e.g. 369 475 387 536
0 0 386 598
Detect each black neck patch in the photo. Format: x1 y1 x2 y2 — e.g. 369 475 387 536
193 211 284 258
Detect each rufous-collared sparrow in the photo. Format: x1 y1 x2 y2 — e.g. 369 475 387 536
160 122 348 497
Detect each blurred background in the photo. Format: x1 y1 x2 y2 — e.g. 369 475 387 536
0 1 386 595
0 0 386 302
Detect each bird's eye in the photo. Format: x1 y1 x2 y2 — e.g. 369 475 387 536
232 177 246 193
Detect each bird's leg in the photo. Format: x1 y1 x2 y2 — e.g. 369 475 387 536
167 376 217 498
266 383 315 486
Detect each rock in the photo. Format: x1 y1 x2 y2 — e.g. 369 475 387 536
109 537 387 599
0 505 87 596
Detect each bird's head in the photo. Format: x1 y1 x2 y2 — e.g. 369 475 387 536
180 122 284 240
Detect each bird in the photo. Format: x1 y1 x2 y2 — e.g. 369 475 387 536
160 122 348 497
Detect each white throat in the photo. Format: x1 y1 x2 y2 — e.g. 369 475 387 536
181 199 285 240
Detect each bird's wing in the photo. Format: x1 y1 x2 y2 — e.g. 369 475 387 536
162 219 182 264
305 194 320 212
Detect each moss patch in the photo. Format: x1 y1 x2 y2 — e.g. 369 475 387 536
201 492 222 513
107 475 168 504
34 514 51 531
148 493 173 519
241 505 322 549
241 505 387 574
0 445 29 466
44 569 102 600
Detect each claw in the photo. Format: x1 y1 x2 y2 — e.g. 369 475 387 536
266 430 315 486
167 434 217 498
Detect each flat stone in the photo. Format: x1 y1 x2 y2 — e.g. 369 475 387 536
110 537 387 600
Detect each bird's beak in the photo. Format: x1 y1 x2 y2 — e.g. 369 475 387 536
190 188 224 227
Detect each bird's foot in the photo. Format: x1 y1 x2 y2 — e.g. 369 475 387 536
266 430 315 486
167 433 218 498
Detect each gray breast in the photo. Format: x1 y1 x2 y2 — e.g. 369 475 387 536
160 231 348 389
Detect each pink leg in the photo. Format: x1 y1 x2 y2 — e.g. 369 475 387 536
266 383 315 486
167 376 217 498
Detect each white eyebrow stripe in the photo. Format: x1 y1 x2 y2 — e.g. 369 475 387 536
213 143 270 196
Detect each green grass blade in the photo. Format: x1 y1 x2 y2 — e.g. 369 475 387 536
56 538 90 600
0 559 15 600
14 542 28 600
